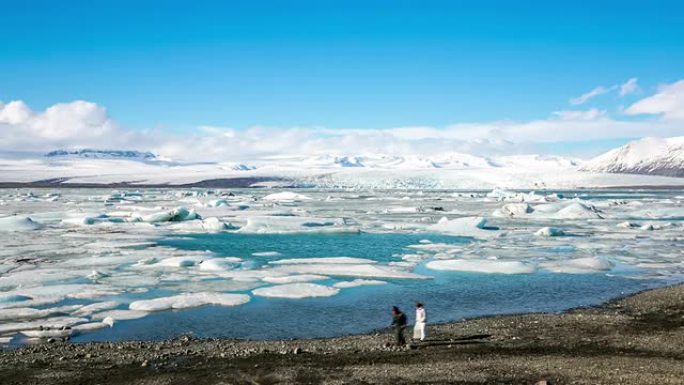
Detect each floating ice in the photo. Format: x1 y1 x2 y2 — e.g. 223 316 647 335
0 317 88 335
198 258 242 271
252 251 283 257
0 305 82 321
333 279 387 288
237 216 355 234
540 257 613 274
426 259 536 274
252 283 339 299
263 274 329 284
71 321 111 334
617 221 639 228
535 227 566 237
552 202 603 219
206 199 230 207
493 203 533 217
135 207 200 223
91 309 149 321
0 216 42 231
149 256 206 268
168 217 236 232
271 257 377 265
129 292 250 311
262 192 312 202
428 216 499 238
275 263 427 279
72 301 121 317
21 329 74 338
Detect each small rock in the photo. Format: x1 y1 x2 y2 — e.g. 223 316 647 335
293 347 302 355
141 360 149 367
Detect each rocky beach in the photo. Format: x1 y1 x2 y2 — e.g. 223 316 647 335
1 284 682 385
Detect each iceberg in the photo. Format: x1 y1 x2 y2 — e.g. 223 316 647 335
535 227 566 237
262 192 313 202
0 216 42 231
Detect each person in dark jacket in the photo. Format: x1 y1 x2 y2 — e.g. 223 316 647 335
391 306 407 346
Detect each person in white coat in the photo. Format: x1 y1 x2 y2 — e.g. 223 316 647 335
413 302 427 341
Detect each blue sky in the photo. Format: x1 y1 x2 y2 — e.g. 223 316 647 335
0 1 683 160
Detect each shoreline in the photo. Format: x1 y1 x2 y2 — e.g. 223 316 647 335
1 284 682 384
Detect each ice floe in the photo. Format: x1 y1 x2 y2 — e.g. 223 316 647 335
540 257 613 274
129 292 250 311
263 274 329 284
428 216 500 238
426 259 536 274
333 279 387 288
252 283 339 299
262 192 312 202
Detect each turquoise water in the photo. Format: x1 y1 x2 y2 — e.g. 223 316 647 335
72 232 660 342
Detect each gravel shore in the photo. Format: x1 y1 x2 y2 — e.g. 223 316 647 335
1 284 683 385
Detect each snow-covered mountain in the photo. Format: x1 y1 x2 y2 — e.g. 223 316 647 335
580 137 684 177
45 149 157 161
2 144 683 188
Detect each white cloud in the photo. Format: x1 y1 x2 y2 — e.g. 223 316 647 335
1 80 683 162
570 77 639 105
0 100 135 151
619 77 639 97
551 108 606 121
624 80 684 121
569 86 612 105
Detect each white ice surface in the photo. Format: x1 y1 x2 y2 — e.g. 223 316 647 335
252 283 339 299
426 259 536 274
129 292 250 311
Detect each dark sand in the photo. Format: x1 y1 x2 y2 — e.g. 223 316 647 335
1 284 683 385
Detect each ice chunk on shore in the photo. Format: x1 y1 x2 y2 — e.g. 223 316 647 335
535 227 566 237
426 259 535 274
0 216 42 231
129 293 250 311
428 216 499 238
540 257 613 274
252 283 339 299
262 192 312 202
